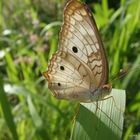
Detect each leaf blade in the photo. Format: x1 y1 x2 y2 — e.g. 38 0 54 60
71 89 126 140
0 76 19 140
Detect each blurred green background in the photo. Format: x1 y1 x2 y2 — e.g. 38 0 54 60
0 0 140 139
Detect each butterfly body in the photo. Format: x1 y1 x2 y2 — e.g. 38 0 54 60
43 0 112 102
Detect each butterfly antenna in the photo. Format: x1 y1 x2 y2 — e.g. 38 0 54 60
110 65 140 83
112 69 129 81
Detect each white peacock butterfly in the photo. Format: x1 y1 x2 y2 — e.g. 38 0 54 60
43 0 112 102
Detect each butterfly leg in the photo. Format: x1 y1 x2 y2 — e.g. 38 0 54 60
95 101 98 114
92 101 100 131
101 84 123 111
72 104 80 123
100 95 123 113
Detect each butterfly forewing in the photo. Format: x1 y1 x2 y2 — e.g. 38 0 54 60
43 0 110 102
59 0 108 87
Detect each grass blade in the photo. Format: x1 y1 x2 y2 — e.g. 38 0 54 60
27 96 50 140
0 76 18 140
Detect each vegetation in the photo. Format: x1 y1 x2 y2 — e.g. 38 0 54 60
0 0 140 139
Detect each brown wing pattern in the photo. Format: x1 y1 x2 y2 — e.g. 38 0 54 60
43 0 109 102
59 0 108 87
43 51 94 101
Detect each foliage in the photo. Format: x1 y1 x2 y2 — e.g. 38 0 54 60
0 0 140 139
71 89 126 140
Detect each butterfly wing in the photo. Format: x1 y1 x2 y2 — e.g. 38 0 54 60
43 0 109 102
43 51 94 102
59 0 108 88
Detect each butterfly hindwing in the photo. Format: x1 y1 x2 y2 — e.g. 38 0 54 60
43 51 94 102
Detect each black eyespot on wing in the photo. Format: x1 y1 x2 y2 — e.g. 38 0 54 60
60 66 64 70
58 83 61 86
72 46 78 53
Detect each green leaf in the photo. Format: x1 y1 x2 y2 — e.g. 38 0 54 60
0 76 19 140
71 89 126 140
27 96 50 140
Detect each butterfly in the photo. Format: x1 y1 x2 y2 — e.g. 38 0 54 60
43 0 112 102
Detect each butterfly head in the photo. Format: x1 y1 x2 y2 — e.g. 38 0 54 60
90 84 112 101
